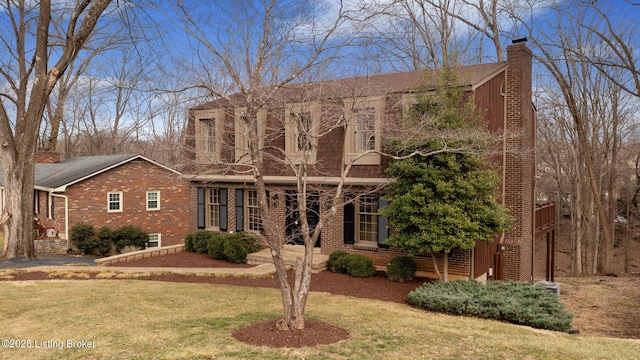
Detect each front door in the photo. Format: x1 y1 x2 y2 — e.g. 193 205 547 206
285 190 321 247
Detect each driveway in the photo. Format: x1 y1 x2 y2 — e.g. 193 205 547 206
0 254 97 269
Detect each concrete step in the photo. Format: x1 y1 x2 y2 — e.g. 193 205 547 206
246 245 329 273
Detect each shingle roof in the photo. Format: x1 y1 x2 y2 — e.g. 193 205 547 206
0 154 179 191
192 62 507 110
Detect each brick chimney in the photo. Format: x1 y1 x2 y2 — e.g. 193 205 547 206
35 151 61 163
502 41 535 281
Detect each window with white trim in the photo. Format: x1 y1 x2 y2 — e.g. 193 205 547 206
146 191 160 211
147 233 161 248
344 96 385 165
108 192 123 212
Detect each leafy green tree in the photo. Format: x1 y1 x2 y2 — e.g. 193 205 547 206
381 69 511 281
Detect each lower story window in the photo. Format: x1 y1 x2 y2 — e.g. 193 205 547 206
247 189 261 231
358 195 378 243
207 188 220 228
344 193 388 248
147 233 161 248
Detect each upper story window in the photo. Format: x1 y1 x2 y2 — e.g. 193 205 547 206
344 96 385 165
235 108 267 164
195 109 225 163
108 191 123 213
355 108 376 151
146 191 160 211
285 102 320 164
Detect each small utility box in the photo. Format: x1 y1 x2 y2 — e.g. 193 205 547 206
535 281 560 297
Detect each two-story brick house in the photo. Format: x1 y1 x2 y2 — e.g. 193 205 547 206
0 153 190 254
185 42 536 281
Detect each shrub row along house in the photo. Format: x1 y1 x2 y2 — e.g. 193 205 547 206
184 42 536 281
0 153 189 254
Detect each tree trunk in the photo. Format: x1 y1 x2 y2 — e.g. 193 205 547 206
443 252 449 282
1 154 37 259
430 251 443 281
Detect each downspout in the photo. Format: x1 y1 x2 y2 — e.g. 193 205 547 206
51 193 69 250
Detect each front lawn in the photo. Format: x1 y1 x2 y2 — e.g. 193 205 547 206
0 279 637 359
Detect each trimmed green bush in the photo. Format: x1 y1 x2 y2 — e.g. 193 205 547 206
342 253 377 278
70 223 97 254
386 256 417 282
408 280 573 332
113 225 149 253
328 250 349 273
184 233 195 252
96 226 115 256
191 230 215 254
222 232 261 264
207 235 226 260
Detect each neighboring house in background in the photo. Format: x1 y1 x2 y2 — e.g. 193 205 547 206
0 153 189 254
184 42 538 281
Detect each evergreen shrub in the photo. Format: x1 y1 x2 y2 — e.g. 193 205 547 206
342 253 377 278
113 225 149 253
328 250 349 273
96 226 115 256
207 235 226 260
184 233 195 252
408 280 573 332
190 230 215 254
386 256 417 282
70 223 97 254
222 232 261 264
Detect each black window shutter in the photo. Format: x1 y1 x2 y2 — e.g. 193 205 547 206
51 196 55 219
235 189 244 232
377 197 389 246
343 194 355 244
220 188 228 231
197 187 205 229
46 194 50 218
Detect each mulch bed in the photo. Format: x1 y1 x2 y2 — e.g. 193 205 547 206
2 250 430 348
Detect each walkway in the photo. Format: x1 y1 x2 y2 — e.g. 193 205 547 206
0 244 329 277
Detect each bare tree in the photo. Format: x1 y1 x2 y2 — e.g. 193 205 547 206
174 0 361 330
0 0 113 258
512 0 639 274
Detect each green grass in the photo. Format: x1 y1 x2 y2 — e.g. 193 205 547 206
0 280 637 360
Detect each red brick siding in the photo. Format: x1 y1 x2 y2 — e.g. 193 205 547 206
503 43 535 281
42 159 190 247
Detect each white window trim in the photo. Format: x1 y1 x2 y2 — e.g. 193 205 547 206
107 191 123 213
344 95 385 165
285 101 320 164
147 233 161 248
195 108 225 163
146 191 160 211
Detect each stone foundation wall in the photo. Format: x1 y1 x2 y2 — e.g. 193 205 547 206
35 239 68 255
